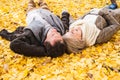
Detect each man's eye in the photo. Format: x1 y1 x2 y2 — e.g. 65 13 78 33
52 34 55 36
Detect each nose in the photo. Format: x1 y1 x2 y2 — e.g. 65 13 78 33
71 29 77 34
52 28 57 32
70 29 73 32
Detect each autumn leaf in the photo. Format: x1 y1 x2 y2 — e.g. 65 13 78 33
0 0 120 80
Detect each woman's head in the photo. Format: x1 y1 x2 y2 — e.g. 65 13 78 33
63 30 86 53
63 19 87 53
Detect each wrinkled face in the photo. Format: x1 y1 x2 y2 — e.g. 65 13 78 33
45 28 63 46
64 26 82 39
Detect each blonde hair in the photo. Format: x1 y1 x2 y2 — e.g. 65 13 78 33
63 34 86 53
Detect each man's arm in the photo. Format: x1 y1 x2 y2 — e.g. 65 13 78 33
0 26 24 41
10 37 47 57
10 33 47 57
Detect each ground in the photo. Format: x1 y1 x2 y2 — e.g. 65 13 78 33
0 0 120 80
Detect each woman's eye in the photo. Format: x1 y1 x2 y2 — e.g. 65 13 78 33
75 29 78 31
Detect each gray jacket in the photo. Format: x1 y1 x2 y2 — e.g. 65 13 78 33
25 8 65 45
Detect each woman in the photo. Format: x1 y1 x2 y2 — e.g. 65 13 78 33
63 7 120 53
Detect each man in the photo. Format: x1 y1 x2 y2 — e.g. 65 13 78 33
0 0 69 57
109 0 118 9
63 8 120 53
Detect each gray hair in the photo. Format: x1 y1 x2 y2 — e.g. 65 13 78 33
62 34 86 53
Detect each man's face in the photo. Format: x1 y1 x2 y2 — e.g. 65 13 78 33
64 26 82 39
45 28 63 46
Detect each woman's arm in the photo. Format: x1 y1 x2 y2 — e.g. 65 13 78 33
96 8 120 44
96 24 120 44
99 8 119 25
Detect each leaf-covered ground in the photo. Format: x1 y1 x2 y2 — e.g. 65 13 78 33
0 0 120 80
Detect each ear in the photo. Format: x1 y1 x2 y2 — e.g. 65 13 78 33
44 39 48 46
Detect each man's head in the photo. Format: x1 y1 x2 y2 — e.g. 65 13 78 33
45 28 63 46
44 28 66 57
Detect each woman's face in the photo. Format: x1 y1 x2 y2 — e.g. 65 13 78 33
64 26 82 39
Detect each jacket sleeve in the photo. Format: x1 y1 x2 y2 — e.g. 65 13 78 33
10 37 47 57
96 24 120 44
61 11 70 31
96 8 120 44
0 26 24 41
99 8 119 25
10 32 47 57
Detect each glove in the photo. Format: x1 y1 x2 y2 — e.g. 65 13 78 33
109 3 118 9
61 10 70 17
